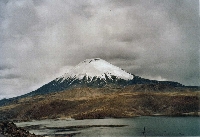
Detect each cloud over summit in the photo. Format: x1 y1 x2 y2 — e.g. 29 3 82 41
0 0 199 98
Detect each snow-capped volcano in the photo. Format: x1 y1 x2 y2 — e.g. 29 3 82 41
0 58 186 107
24 58 135 96
58 58 133 82
21 58 183 97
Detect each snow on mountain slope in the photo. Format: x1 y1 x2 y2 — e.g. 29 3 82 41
57 58 134 82
0 58 187 107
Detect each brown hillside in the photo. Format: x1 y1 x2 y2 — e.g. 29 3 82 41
0 86 199 121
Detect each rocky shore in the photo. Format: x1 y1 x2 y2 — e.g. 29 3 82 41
0 121 42 137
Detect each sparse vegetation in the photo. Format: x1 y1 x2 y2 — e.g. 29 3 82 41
0 86 199 121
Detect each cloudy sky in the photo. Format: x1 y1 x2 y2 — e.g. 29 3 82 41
0 0 199 99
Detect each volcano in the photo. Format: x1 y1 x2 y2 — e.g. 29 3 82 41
25 58 183 96
0 59 199 120
0 58 186 106
27 58 135 96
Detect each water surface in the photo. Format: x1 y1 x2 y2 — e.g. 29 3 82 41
16 116 200 136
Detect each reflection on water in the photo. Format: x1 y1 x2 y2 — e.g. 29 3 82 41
15 116 200 137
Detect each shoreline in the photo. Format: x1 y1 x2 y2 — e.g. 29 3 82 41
13 116 200 137
8 112 199 123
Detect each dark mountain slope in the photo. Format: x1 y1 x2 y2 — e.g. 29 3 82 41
0 58 198 107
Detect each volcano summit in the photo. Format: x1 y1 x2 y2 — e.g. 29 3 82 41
12 58 185 97
27 58 136 96
57 58 133 81
0 58 188 107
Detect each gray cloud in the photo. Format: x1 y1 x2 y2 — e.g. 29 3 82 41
0 74 20 79
0 65 11 70
0 0 199 98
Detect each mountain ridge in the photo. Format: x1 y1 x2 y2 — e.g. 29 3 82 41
0 58 198 107
27 58 184 95
0 58 199 121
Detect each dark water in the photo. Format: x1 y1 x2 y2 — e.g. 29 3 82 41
16 116 200 136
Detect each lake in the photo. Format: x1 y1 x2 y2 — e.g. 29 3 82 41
15 116 200 137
